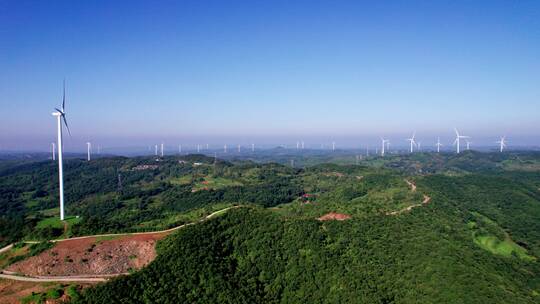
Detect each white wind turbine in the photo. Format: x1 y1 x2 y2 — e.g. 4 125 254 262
86 142 91 161
160 143 164 157
495 136 507 152
51 80 71 221
380 138 389 156
466 140 471 150
154 145 158 156
406 132 417 153
51 142 56 161
224 144 227 153
332 141 335 151
453 128 470 154
251 143 255 152
237 144 241 153
436 137 443 153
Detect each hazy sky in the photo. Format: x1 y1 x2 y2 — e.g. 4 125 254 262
1 0 539 150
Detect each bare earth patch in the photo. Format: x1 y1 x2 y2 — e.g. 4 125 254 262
6 233 166 277
317 212 352 221
0 279 49 304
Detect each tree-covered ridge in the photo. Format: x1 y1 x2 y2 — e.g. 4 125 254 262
77 206 538 303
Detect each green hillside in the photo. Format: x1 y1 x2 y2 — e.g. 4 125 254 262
0 151 539 303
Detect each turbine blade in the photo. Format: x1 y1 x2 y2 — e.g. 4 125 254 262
62 79 66 112
62 114 71 136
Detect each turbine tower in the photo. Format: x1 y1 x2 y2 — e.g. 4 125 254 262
466 141 471 150
238 144 241 153
197 144 200 153
495 136 507 152
453 128 470 154
224 144 227 153
406 132 417 153
86 142 91 161
178 144 182 154
154 145 158 156
380 138 389 156
251 143 255 152
332 142 335 151
52 80 71 221
436 137 443 153
160 143 164 157
51 142 56 161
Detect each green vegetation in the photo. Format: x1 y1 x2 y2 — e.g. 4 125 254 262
1 151 540 303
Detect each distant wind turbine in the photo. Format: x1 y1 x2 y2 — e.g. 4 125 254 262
160 143 164 157
380 138 389 156
224 144 227 153
406 132 417 153
52 80 71 221
436 137 443 153
453 128 470 154
332 141 335 151
251 143 255 152
238 144 241 153
178 144 182 154
86 142 91 161
197 144 200 153
496 136 507 152
51 142 56 161
466 140 471 150
154 145 158 156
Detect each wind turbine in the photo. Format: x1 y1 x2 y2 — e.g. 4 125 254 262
453 128 470 154
417 142 421 151
466 140 471 150
154 145 158 156
237 144 241 153
406 132 417 153
197 144 200 153
380 138 389 156
160 143 164 157
332 142 335 151
224 144 227 153
52 80 71 221
178 144 182 154
495 136 507 152
51 142 56 161
301 141 305 149
86 142 91 161
251 143 255 152
436 137 443 153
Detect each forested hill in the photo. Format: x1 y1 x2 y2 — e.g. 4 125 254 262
0 152 539 302
78 205 539 303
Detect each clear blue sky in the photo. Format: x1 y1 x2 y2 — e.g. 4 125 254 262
1 0 539 150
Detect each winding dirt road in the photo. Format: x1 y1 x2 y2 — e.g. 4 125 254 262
386 180 431 216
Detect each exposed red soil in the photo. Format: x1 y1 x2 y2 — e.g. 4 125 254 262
0 279 49 304
0 279 93 304
6 233 167 277
317 212 352 221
